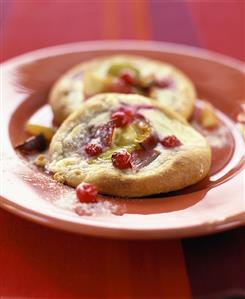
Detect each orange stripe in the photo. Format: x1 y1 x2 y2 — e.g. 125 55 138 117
130 0 152 39
160 241 191 298
102 0 120 39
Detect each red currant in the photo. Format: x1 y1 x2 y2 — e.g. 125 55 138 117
85 142 102 156
160 135 182 148
111 108 133 128
76 182 98 203
111 150 132 169
119 70 136 85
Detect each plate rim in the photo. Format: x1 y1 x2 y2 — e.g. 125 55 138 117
1 194 244 239
1 40 244 71
1 40 245 239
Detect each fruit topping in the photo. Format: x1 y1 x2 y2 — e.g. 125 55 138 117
92 121 115 147
140 131 159 151
85 122 115 157
15 134 47 154
88 145 138 163
113 116 152 146
25 123 55 141
199 102 219 129
111 107 134 128
139 74 155 88
109 77 135 94
76 182 98 203
111 149 132 169
84 58 176 99
113 125 138 146
107 63 139 78
87 105 162 170
106 63 141 94
130 148 160 170
33 154 47 168
160 135 182 148
119 69 137 85
85 142 103 156
132 119 151 143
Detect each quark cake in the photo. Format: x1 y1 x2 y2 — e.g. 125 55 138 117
48 93 211 197
49 55 196 124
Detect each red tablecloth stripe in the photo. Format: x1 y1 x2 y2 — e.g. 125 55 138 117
1 1 104 61
0 208 193 298
187 1 245 61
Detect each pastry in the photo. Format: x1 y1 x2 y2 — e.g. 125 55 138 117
49 55 196 124
48 93 211 197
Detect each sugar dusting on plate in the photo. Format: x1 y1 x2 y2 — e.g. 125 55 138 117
204 126 230 148
15 155 126 217
54 191 126 217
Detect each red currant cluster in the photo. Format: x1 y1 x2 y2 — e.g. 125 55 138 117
77 106 182 202
109 66 174 96
85 106 182 169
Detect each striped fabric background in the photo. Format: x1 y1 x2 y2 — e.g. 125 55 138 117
0 1 244 298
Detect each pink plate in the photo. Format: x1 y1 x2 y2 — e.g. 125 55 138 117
1 41 245 239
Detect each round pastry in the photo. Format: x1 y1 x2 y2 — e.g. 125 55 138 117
48 93 211 197
49 55 196 124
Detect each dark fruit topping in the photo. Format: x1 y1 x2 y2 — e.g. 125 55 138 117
130 148 160 170
15 134 47 154
140 131 159 151
92 121 115 147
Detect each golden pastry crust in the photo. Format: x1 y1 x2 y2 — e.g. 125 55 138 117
49 55 196 124
48 93 211 197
